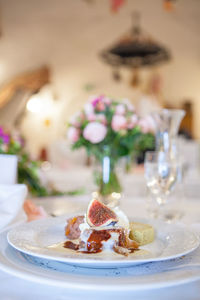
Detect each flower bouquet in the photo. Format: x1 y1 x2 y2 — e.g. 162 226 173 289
67 95 155 201
0 127 64 197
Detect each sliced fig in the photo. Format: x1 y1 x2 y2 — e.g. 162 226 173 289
86 199 118 227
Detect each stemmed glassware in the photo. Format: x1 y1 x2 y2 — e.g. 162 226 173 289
144 109 186 222
144 151 181 222
151 109 185 160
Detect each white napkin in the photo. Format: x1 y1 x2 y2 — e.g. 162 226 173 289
0 184 27 230
0 154 18 184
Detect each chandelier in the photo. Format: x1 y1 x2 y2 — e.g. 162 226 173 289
100 12 171 71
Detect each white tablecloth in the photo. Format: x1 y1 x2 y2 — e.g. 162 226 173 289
1 274 200 300
1 194 200 300
1 163 200 300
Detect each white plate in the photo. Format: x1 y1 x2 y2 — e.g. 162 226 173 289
7 215 200 268
2 229 200 291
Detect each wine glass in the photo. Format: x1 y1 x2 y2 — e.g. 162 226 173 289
144 151 181 222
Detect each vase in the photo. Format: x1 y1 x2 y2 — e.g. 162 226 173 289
94 154 122 207
152 109 185 159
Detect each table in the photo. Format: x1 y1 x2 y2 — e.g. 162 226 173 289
1 193 200 300
1 273 200 300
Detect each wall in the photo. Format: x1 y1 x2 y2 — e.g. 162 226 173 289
0 0 199 155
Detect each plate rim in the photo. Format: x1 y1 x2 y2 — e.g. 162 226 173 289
7 215 200 267
0 229 200 291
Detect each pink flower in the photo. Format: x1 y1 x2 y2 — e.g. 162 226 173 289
111 115 127 131
84 102 94 115
127 114 138 129
83 122 107 144
138 116 156 134
0 127 10 144
69 112 84 127
67 126 80 143
102 97 111 105
87 113 96 122
96 114 107 125
91 96 101 107
87 113 107 124
96 101 105 112
89 96 105 111
115 104 126 115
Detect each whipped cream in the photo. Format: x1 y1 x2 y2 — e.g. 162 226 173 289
102 231 120 250
113 207 129 230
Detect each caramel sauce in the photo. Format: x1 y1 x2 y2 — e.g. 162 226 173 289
84 230 111 253
63 229 112 254
63 241 79 251
129 248 139 253
63 229 139 255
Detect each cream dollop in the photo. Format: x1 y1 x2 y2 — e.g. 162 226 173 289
113 207 129 230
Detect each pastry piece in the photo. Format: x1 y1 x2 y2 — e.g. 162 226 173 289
129 222 155 245
65 215 84 239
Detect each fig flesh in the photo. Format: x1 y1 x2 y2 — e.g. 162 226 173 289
86 199 118 227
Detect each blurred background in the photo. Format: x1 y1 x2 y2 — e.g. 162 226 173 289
0 0 199 158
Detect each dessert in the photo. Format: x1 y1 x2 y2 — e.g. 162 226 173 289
64 198 154 256
129 222 155 246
